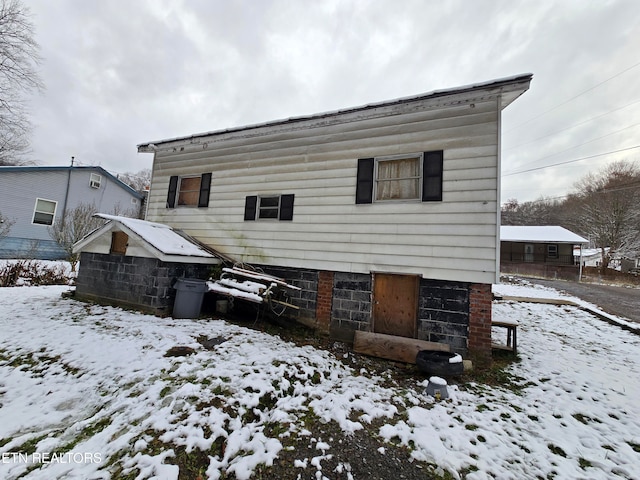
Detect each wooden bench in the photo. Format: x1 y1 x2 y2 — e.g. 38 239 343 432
491 319 518 354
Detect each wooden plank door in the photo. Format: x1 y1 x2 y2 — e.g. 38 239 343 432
372 273 419 338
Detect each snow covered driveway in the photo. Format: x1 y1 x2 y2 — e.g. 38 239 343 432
0 285 639 479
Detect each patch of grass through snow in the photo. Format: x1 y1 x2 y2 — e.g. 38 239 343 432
0 348 81 377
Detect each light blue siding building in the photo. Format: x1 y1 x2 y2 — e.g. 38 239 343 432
0 166 144 259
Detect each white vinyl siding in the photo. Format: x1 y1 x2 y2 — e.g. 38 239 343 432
145 97 503 284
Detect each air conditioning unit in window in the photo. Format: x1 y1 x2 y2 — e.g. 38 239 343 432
90 179 100 189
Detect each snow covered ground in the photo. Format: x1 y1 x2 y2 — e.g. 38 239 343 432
0 282 639 480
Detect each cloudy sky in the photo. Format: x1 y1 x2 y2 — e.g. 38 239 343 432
24 0 640 203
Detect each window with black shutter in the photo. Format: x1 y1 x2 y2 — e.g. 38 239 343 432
166 173 212 208
355 150 443 204
244 194 295 221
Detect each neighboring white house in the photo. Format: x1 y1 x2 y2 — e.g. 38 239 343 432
0 166 144 259
76 74 532 356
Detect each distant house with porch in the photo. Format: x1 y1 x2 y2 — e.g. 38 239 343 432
500 226 588 281
0 166 144 259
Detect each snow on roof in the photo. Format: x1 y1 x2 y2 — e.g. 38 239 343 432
96 214 215 258
72 214 219 264
500 226 588 244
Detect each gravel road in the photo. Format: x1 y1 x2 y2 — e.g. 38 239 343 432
528 278 640 323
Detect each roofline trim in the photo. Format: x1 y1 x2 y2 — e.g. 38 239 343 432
138 73 533 151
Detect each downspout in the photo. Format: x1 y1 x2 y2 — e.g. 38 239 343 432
60 156 74 229
495 97 502 284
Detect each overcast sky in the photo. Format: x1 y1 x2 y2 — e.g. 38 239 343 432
25 0 640 203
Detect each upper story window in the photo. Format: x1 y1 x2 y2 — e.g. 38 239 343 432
33 198 57 225
166 173 212 208
375 156 421 201
177 176 201 206
89 173 102 189
244 194 295 221
356 150 443 204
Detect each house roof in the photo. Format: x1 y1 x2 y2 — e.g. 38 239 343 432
138 73 533 151
0 165 144 199
501 226 588 244
73 214 220 264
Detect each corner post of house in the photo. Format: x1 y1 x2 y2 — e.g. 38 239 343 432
468 283 493 360
316 270 334 334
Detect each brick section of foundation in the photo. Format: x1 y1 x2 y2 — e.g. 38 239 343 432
468 283 493 357
259 265 318 323
316 271 334 333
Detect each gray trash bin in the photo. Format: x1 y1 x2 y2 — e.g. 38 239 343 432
173 278 208 319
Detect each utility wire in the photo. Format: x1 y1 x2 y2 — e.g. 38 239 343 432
502 179 640 205
502 145 640 177
504 98 640 151
505 60 640 132
506 121 640 171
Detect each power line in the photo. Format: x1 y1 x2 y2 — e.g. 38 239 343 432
506 60 640 132
502 145 640 177
504 98 640 151
508 121 640 171
502 179 640 206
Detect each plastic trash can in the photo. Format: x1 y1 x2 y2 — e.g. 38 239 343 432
173 278 208 319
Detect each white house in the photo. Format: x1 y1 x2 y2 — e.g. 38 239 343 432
76 74 532 356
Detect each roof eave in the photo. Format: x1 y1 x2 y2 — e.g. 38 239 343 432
138 73 533 151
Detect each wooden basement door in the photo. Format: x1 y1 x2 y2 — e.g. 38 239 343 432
372 273 419 338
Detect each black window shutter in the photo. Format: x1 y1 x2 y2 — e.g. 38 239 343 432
422 151 443 202
167 176 178 208
198 172 212 207
244 196 257 221
279 194 295 221
356 158 375 204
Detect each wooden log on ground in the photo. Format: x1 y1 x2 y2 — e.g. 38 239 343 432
353 331 451 364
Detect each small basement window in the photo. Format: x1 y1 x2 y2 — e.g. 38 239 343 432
32 198 57 225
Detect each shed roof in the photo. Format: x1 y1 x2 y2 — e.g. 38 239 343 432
73 214 221 264
138 73 532 151
500 226 588 244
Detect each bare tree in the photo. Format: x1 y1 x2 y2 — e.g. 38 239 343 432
574 160 640 271
117 168 151 193
48 203 104 271
0 0 43 166
500 196 564 226
48 202 140 270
